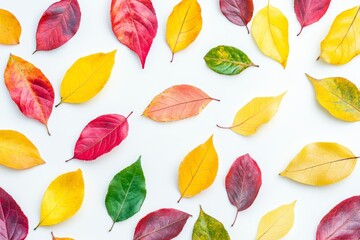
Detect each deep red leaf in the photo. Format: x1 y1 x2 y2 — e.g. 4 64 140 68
219 0 253 33
111 0 158 68
225 153 262 226
0 187 28 240
316 196 360 240
133 208 191 240
35 0 81 51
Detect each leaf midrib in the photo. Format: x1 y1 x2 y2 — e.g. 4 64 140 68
146 97 214 114
204 56 253 67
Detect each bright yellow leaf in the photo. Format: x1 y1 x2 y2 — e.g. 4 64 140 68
307 74 360 121
0 9 21 45
178 135 218 202
0 130 44 170
256 201 296 240
57 50 116 106
35 169 84 229
251 5 289 68
51 232 74 240
320 6 360 65
166 0 202 62
280 142 357 186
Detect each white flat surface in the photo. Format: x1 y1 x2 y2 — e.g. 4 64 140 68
1 0 360 239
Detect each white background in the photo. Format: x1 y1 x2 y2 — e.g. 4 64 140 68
0 0 360 239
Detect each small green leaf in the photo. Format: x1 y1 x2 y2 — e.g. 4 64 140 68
204 45 258 75
105 156 146 231
192 206 230 240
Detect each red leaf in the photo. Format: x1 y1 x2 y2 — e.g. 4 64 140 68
68 112 132 161
111 0 158 68
0 187 28 240
133 208 191 240
219 0 253 33
316 196 360 240
35 0 81 51
294 0 331 35
4 54 54 135
225 153 262 226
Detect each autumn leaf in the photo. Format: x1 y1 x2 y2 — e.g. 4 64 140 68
51 232 74 240
0 9 21 45
219 0 253 33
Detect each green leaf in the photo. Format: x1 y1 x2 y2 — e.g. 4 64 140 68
105 156 146 231
192 206 230 240
203 45 258 75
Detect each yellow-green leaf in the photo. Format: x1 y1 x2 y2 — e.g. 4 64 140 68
280 142 357 186
57 50 116 106
307 74 360 121
35 169 84 229
256 201 296 240
0 9 21 45
178 135 218 202
0 130 44 170
320 6 360 65
251 5 289 68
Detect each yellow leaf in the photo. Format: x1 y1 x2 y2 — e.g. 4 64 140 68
0 130 44 170
306 74 360 121
320 6 360 65
166 0 202 62
0 9 21 45
57 50 116 106
218 92 285 136
256 201 296 240
280 142 357 186
178 135 218 202
35 169 84 229
51 232 74 240
251 5 289 68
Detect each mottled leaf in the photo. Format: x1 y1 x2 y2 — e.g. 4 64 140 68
219 0 253 33
0 9 21 45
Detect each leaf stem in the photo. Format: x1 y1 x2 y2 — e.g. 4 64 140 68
216 124 231 129
211 98 221 102
65 157 74 163
297 26 304 36
177 195 183 203
51 232 55 239
126 111 134 119
45 124 51 136
109 221 116 232
55 100 63 108
231 210 239 227
245 24 250 34
170 53 175 63
33 222 40 230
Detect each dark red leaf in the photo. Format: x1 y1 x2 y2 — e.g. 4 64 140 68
219 0 253 33
111 0 158 68
133 208 191 240
316 196 360 240
225 153 261 226
0 187 28 240
36 0 81 51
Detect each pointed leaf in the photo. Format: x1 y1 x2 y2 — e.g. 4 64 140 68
280 142 357 186
316 196 360 240
219 0 253 33
0 9 21 45
320 6 360 65
178 135 218 202
143 84 219 122
35 0 81 51
0 187 28 240
251 5 289 68
166 0 202 62
106 157 146 232
256 201 296 240
307 74 360 121
133 208 191 240
0 130 45 170
111 0 157 68
51 232 74 240
204 45 258 75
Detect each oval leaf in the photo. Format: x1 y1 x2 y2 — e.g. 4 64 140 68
0 9 21 45
192 206 230 240
143 84 219 122
106 156 146 232
4 54 54 135
57 50 116 106
307 74 360 122
51 232 74 240
133 208 191 240
226 153 262 226
218 92 285 136
35 0 81 51
0 187 28 240
178 135 218 202
204 45 258 75
316 196 360 240
166 0 202 62
35 169 84 229
280 142 357 186
219 0 253 33
0 130 45 170
320 6 360 65
251 5 289 68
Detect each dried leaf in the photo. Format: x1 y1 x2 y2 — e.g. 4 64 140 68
51 232 74 240
0 9 21 45
219 0 253 33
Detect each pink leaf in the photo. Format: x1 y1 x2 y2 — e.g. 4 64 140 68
219 0 253 33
